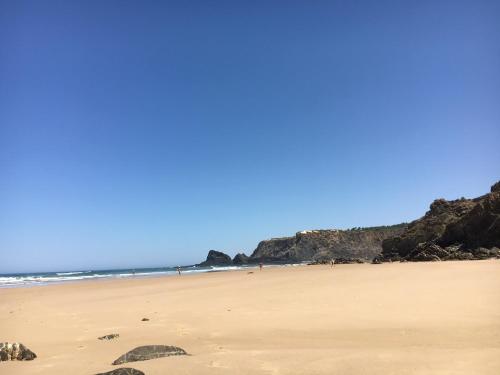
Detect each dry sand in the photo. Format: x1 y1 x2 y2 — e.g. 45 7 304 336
1 260 500 375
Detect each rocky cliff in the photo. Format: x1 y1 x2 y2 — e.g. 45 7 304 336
197 181 500 266
380 181 500 262
248 225 407 263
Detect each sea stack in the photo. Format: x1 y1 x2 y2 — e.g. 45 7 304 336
198 250 233 266
232 253 249 264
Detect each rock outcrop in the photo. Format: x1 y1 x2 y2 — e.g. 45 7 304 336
309 257 365 265
112 345 188 365
248 225 406 263
96 369 145 375
198 250 233 266
381 181 500 262
333 257 365 264
405 242 449 262
232 253 249 264
0 342 36 361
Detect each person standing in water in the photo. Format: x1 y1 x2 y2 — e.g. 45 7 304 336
176 266 181 275
259 262 263 271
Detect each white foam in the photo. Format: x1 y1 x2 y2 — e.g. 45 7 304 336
0 264 304 288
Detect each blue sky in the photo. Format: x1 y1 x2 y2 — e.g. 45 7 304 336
1 0 499 273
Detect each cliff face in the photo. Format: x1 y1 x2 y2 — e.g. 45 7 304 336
381 181 500 261
249 225 406 263
439 181 500 249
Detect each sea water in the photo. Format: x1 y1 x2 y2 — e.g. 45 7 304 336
0 265 250 288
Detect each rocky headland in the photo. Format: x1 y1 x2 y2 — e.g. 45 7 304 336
378 181 500 262
199 181 499 265
198 225 406 266
248 225 406 263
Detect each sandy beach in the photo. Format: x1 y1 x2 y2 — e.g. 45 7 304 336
1 260 500 375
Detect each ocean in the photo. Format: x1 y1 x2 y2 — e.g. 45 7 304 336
0 264 251 288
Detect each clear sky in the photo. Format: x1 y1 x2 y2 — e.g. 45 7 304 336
1 1 499 273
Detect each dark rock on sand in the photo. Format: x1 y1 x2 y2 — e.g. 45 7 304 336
232 252 249 264
445 250 475 261
141 318 149 321
307 259 329 265
333 257 365 264
405 242 449 261
112 345 188 365
96 368 145 375
0 342 37 361
98 334 120 340
381 181 500 262
472 247 500 259
309 257 365 265
199 250 233 266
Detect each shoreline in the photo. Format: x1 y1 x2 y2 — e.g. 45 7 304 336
1 258 497 290
0 262 309 289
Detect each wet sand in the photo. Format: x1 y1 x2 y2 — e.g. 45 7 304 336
1 260 499 375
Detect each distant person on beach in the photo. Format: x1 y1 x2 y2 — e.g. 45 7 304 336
259 262 263 271
330 259 335 268
176 266 181 275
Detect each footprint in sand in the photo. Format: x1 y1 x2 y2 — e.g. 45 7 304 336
209 360 229 369
260 362 280 375
175 325 191 336
207 343 228 353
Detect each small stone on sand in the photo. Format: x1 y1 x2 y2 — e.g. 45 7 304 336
98 334 120 340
